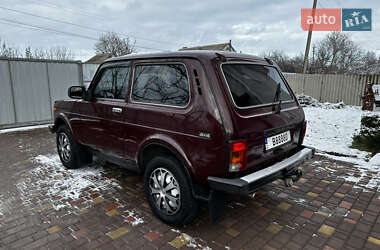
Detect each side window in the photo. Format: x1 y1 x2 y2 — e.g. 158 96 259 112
93 66 130 99
131 64 189 106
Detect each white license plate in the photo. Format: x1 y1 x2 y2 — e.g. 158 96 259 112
265 130 291 150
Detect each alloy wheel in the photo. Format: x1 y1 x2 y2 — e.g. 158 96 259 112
149 168 181 215
58 132 71 162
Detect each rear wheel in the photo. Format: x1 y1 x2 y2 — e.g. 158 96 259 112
144 156 199 226
56 125 92 169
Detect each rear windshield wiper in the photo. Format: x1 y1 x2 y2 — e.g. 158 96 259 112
273 83 282 114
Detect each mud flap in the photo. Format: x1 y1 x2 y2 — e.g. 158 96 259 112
208 190 227 223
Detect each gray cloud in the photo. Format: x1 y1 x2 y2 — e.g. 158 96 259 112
0 0 379 60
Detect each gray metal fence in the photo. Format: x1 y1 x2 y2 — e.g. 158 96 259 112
283 73 380 106
82 63 99 88
0 58 98 129
1 58 379 129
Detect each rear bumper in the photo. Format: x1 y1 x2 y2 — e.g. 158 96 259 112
207 146 315 196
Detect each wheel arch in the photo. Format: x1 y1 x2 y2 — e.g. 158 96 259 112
138 140 197 195
54 113 73 133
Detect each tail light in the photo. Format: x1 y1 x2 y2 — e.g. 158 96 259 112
229 141 247 172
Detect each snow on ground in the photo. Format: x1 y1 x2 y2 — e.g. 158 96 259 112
33 154 121 200
16 154 122 211
170 229 212 250
301 96 380 191
0 124 49 134
15 154 146 222
0 193 16 218
122 210 145 226
303 105 370 163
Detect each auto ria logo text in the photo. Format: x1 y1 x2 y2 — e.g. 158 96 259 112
301 8 372 31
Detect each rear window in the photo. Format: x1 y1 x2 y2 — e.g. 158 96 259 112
221 64 293 108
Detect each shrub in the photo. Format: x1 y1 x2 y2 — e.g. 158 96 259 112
352 114 380 154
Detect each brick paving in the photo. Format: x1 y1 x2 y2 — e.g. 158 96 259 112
0 128 380 249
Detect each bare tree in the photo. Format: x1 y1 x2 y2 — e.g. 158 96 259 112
94 32 136 57
311 32 363 74
0 38 21 58
24 46 74 60
262 50 304 73
1 38 74 60
45 46 74 60
362 51 379 67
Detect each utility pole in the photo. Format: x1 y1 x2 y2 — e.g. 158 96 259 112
303 0 318 74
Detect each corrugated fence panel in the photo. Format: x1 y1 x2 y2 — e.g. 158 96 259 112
0 61 16 126
48 63 80 107
284 73 303 94
10 61 52 123
283 73 380 106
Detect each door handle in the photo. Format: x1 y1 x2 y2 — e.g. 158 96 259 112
112 107 122 113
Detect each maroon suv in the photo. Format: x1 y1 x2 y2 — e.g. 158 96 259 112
49 51 314 226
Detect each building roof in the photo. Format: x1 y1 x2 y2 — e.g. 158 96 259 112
179 41 236 52
85 53 113 64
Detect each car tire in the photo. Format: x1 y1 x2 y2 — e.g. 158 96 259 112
56 125 92 169
144 156 199 226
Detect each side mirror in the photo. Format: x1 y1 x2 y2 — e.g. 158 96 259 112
68 86 85 99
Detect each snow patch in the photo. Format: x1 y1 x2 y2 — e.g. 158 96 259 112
293 198 307 205
304 106 370 162
369 154 380 166
297 94 345 109
0 124 49 134
170 229 212 250
338 163 380 192
122 210 144 226
0 193 16 217
300 102 380 190
16 154 121 211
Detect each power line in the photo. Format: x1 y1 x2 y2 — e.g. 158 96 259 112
0 5 179 46
0 18 166 51
22 0 106 20
0 18 98 40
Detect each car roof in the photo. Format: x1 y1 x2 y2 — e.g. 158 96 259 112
105 50 267 63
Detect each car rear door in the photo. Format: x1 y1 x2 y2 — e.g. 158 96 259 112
219 62 305 172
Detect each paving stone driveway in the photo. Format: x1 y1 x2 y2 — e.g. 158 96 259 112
0 129 380 250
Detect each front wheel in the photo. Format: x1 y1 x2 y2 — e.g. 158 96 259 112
144 156 199 226
56 125 92 169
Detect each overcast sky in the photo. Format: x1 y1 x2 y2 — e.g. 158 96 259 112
0 0 379 61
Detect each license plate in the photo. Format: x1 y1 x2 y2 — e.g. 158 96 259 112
265 130 291 150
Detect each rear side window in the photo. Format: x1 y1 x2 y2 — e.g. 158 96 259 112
131 64 189 107
93 66 130 99
221 64 293 108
